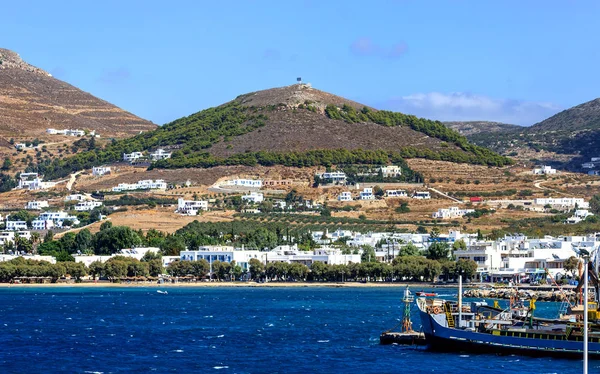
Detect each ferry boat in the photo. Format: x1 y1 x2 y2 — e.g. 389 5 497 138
417 295 600 358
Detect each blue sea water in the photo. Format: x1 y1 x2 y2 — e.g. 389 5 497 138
0 286 594 374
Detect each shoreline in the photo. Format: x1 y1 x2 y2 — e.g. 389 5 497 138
0 281 448 289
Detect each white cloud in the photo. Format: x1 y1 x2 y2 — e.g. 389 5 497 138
381 92 562 126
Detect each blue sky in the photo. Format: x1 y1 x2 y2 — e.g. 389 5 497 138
3 0 600 126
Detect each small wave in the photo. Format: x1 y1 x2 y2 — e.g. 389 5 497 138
173 349 184 353
213 366 229 370
317 340 329 343
84 371 104 374
459 355 469 358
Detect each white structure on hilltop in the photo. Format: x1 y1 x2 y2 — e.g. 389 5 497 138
380 165 402 178
412 191 431 199
92 166 111 176
5 221 28 231
242 192 264 204
31 211 79 230
15 143 29 150
123 152 144 163
316 171 347 184
112 179 167 192
18 173 55 190
225 179 263 188
177 198 208 216
74 201 103 212
566 210 594 224
386 190 407 198
533 165 557 175
26 201 49 210
338 191 353 201
533 197 589 210
360 187 375 200
432 206 475 219
150 148 172 161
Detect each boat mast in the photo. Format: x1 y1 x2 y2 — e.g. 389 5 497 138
458 274 463 328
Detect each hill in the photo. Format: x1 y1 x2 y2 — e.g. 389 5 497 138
37 84 512 179
451 98 600 166
0 48 156 141
443 121 522 136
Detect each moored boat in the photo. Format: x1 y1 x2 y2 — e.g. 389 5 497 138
416 291 438 297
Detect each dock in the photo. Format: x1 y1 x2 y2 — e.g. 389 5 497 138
380 331 426 345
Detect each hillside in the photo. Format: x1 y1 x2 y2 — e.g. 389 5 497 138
38 84 512 179
443 121 522 136
0 48 156 142
452 98 600 166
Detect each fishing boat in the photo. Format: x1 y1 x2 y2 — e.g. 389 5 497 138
417 268 600 359
416 291 437 297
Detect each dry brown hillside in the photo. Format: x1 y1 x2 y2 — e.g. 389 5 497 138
0 48 156 142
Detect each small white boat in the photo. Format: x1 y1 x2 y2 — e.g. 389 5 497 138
157 290 168 295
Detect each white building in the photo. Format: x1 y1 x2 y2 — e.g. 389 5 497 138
123 152 144 163
380 165 402 178
18 173 55 190
0 231 31 246
180 246 265 273
338 192 353 201
5 221 28 231
534 197 589 210
265 245 361 266
533 165 557 175
317 171 347 184
242 192 264 204
412 191 431 199
177 198 208 216
0 254 56 264
112 179 167 192
26 201 49 210
432 206 475 219
566 210 594 224
15 143 28 150
386 190 407 198
360 187 375 200
582 162 596 169
150 149 172 161
225 179 263 188
66 129 85 137
92 166 111 176
32 211 79 229
74 201 103 211
65 194 88 202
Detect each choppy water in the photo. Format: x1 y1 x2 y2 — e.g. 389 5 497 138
0 286 592 373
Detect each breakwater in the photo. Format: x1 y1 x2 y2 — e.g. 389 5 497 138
464 288 583 302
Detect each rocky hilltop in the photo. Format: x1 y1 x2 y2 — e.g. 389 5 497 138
0 48 156 142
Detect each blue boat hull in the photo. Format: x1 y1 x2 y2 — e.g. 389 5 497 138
419 309 600 359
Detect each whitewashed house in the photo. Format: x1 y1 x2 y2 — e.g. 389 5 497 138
32 211 79 229
412 191 431 199
225 179 263 188
432 207 475 219
32 219 54 230
338 192 353 201
112 179 167 192
360 188 375 200
150 149 172 161
123 152 144 163
242 192 264 204
18 173 55 190
386 190 407 198
74 201 103 211
533 197 589 210
317 171 347 184
5 221 28 231
15 143 28 150
380 165 402 178
65 194 87 202
177 198 208 216
566 210 594 224
92 166 111 176
26 201 49 210
533 165 557 175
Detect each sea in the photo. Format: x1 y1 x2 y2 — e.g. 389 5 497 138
0 286 594 374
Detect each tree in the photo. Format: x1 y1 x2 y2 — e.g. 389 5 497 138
455 259 478 280
361 245 377 263
43 230 54 243
59 232 77 253
416 226 428 234
373 185 384 198
148 259 163 277
100 221 113 231
395 202 410 213
160 235 187 256
2 157 12 171
452 239 467 251
564 256 579 278
88 260 104 279
64 262 87 281
425 242 450 260
399 242 420 257
93 226 142 255
249 258 264 280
